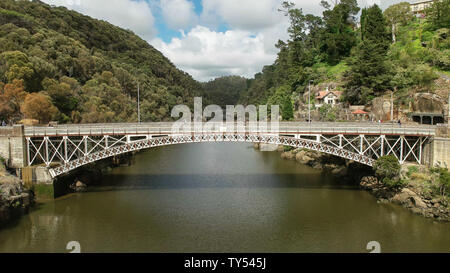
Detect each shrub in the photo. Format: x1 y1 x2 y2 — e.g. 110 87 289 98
373 155 403 189
430 166 450 197
383 177 406 189
407 165 419 177
410 172 432 182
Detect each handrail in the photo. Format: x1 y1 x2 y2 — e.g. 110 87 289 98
22 122 437 137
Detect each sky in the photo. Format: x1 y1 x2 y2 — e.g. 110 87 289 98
40 0 406 82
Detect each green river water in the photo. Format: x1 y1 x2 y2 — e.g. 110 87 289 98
0 143 449 252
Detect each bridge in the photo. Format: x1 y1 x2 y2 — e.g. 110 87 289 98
1 122 446 183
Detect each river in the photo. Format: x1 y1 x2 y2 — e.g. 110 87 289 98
0 143 449 253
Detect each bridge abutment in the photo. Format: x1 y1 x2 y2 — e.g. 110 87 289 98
0 125 27 169
431 138 450 168
423 125 450 168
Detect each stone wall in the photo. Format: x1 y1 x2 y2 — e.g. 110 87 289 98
0 125 26 168
432 137 450 168
21 166 53 185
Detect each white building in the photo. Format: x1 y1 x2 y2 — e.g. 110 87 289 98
315 88 342 107
410 0 435 15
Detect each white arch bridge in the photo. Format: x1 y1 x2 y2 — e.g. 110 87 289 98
23 122 436 178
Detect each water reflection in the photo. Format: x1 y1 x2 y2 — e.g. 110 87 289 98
0 143 449 253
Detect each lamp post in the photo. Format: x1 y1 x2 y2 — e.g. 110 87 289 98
308 80 313 123
137 82 141 124
391 91 394 122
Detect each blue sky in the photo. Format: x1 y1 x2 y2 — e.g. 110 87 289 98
42 0 395 81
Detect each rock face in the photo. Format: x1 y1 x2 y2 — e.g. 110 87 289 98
0 174 34 226
360 176 449 221
371 97 392 121
281 148 351 177
412 93 445 114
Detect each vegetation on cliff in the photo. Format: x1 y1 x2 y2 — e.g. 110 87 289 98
0 0 202 124
235 0 449 116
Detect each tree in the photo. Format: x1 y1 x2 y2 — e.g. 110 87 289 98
0 79 27 121
321 0 360 64
345 5 392 104
0 51 35 90
426 0 450 30
384 2 413 43
319 104 338 121
373 155 403 189
430 166 450 197
267 85 293 120
20 92 58 124
42 78 79 119
279 2 324 68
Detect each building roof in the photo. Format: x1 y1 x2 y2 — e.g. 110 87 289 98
316 90 342 100
411 0 434 5
352 109 369 115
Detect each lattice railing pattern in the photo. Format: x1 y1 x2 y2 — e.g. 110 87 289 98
26 133 428 178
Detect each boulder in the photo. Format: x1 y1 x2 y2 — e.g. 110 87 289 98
391 188 427 209
73 181 87 192
281 151 296 160
412 93 445 114
360 176 379 190
410 196 428 209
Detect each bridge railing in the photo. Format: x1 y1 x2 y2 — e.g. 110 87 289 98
22 122 437 137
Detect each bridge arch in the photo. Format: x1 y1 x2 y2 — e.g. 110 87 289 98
47 134 375 178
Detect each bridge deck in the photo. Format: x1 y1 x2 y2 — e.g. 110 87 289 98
22 122 436 137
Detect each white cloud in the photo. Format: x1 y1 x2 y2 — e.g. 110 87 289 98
41 0 157 40
201 0 284 31
39 0 390 82
152 26 281 81
160 0 198 30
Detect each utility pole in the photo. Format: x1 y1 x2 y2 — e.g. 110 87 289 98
137 82 141 124
391 91 394 122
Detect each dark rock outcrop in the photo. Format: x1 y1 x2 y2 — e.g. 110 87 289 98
0 174 34 227
412 93 445 114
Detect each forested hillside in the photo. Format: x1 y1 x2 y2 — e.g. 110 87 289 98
0 0 448 124
239 0 449 119
0 0 202 124
201 76 249 108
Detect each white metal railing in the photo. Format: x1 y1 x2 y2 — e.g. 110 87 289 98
23 122 437 137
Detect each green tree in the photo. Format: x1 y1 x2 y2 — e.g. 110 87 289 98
318 104 337 121
267 85 293 120
373 155 403 189
426 0 450 30
0 51 35 90
321 0 360 64
42 78 79 121
345 5 391 104
384 2 413 43
430 166 450 197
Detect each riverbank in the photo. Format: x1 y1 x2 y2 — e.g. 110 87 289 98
266 144 450 221
0 165 34 227
360 166 450 221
